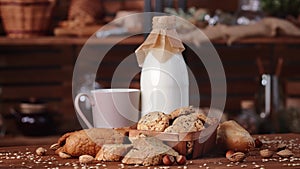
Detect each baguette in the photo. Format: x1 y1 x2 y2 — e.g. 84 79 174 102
54 128 127 157
217 120 255 152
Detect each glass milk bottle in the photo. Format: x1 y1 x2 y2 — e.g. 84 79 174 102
136 16 189 116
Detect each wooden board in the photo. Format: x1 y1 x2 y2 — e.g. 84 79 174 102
0 134 299 168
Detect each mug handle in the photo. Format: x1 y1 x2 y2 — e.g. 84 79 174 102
74 93 94 129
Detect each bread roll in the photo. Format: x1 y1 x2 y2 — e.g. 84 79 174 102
217 120 255 152
54 128 127 157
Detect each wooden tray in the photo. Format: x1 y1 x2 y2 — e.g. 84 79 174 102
129 122 218 159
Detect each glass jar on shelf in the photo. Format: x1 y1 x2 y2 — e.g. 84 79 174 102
236 100 259 134
236 0 263 25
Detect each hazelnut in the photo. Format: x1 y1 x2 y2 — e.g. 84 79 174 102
35 147 47 156
79 155 94 164
226 150 234 159
254 138 263 148
176 155 186 165
162 155 175 166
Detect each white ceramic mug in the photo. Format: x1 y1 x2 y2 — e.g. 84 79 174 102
74 88 140 128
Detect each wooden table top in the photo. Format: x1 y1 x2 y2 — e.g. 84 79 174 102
0 133 299 169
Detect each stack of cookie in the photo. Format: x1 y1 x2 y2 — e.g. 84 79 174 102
52 106 218 166
134 106 218 158
137 106 215 133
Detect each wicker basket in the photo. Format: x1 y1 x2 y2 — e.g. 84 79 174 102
68 0 103 21
129 122 218 159
0 0 55 38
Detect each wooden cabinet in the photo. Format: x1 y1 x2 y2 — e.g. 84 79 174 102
0 37 144 134
1 36 300 135
0 45 75 134
0 0 300 135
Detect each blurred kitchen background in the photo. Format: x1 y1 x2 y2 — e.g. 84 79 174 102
0 0 300 146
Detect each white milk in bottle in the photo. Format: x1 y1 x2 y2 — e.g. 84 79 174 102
135 16 189 116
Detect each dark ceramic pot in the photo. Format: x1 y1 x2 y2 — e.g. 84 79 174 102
11 100 55 136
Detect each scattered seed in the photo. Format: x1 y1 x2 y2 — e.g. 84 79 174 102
118 163 125 168
240 164 247 168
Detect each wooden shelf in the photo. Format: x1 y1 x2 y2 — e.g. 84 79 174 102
0 36 300 46
213 36 300 45
0 35 145 46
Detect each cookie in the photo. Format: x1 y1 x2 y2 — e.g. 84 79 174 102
164 115 204 133
168 106 196 120
186 112 212 126
95 144 132 162
137 111 170 132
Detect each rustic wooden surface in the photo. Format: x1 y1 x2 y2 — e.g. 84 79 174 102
0 133 299 169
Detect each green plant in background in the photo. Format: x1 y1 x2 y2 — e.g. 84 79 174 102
261 0 300 17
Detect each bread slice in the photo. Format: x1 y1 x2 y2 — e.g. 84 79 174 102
95 144 132 162
164 115 204 133
122 137 179 166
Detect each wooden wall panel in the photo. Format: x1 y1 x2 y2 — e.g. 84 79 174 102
0 69 72 83
1 43 298 134
0 46 76 134
286 81 300 96
183 44 264 112
275 45 300 78
1 0 299 136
